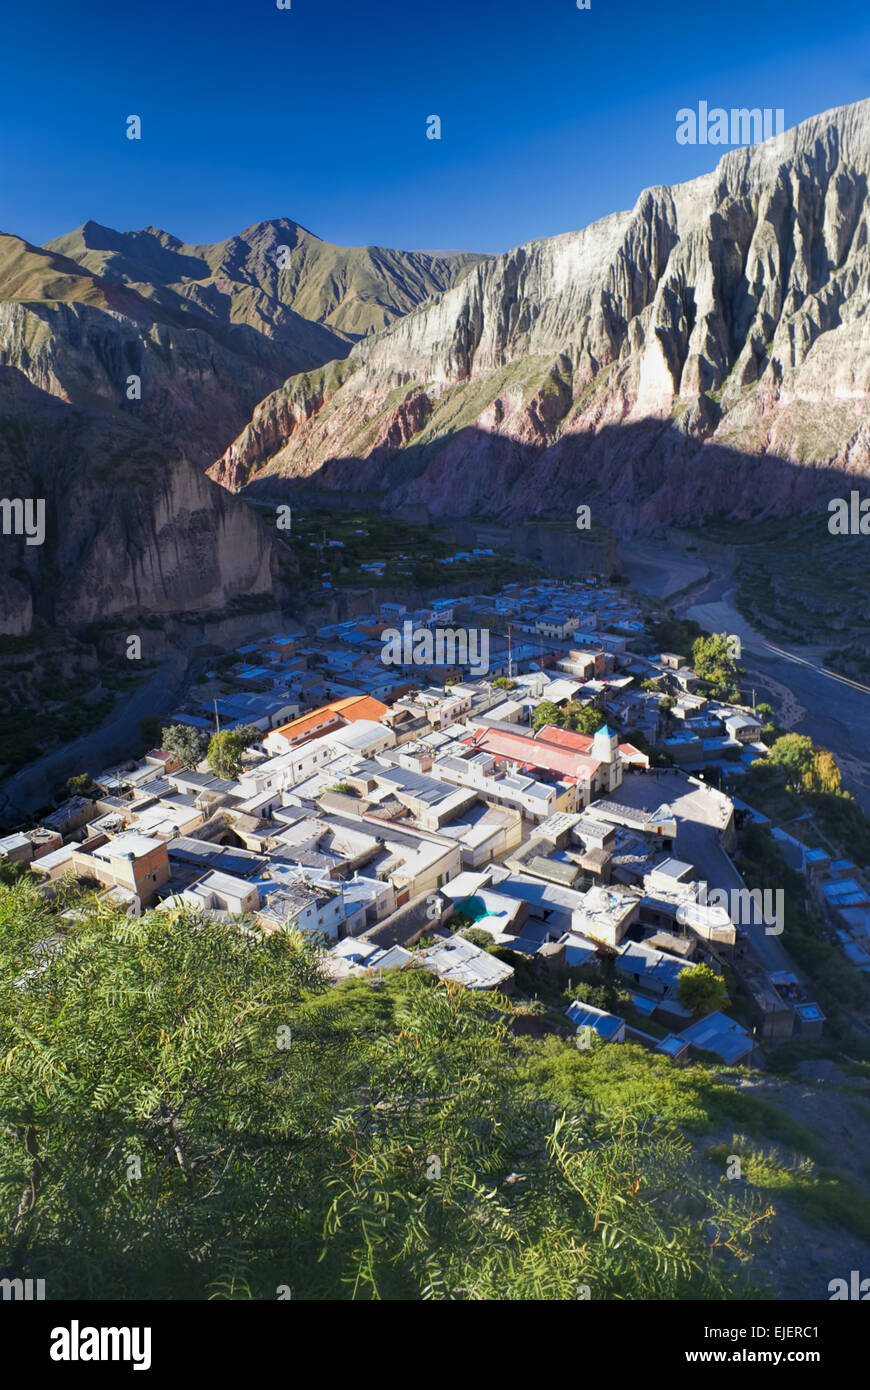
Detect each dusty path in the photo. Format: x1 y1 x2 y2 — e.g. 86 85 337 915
623 539 870 816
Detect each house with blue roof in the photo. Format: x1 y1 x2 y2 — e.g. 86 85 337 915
678 1011 755 1065
615 939 691 999
565 1000 626 1043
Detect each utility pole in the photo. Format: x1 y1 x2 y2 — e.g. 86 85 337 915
508 625 513 681
213 698 220 734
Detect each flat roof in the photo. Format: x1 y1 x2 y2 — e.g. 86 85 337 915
197 870 258 897
679 1011 754 1063
94 832 163 860
168 837 266 878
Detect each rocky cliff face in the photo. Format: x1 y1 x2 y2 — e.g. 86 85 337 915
0 224 484 636
211 100 870 531
0 371 273 636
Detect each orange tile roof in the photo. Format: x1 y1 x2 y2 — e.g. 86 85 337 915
269 694 389 745
327 695 388 721
537 723 648 765
269 708 346 743
534 724 595 752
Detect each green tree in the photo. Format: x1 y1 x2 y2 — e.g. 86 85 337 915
532 700 562 731
567 980 614 1012
206 725 261 780
691 633 740 700
566 703 604 735
677 963 728 1016
810 749 842 796
65 773 93 797
459 926 497 951
766 734 815 790
160 723 210 770
0 881 768 1301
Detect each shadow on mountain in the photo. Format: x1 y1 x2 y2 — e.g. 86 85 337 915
239 416 861 536
0 368 276 635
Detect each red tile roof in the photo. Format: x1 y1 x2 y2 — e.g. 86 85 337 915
534 724 594 752
535 723 648 766
467 728 600 782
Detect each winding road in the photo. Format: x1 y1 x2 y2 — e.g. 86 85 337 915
622 539 870 817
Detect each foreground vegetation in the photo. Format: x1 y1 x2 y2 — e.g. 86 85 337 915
0 878 782 1301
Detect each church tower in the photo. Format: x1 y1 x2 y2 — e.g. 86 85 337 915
592 724 622 791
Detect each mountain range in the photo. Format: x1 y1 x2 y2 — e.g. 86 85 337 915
0 223 483 634
3 98 870 639
209 99 870 532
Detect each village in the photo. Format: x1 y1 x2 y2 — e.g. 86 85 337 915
3 574 866 1068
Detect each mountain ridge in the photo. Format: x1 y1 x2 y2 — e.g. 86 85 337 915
45 217 488 341
209 98 870 532
0 219 487 635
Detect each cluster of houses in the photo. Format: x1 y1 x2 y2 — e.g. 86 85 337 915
1 577 839 1069
806 848 870 974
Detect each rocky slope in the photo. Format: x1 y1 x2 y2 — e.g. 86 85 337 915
0 224 484 635
45 218 486 342
0 370 274 637
211 100 870 531
0 233 347 468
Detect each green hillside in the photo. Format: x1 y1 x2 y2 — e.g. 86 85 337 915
7 872 868 1301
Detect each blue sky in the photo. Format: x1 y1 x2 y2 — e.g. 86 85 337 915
1 0 868 254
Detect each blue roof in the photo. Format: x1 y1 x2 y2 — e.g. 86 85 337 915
565 1001 624 1040
617 940 689 991
170 713 212 729
821 879 868 906
630 992 657 1016
679 1011 754 1064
